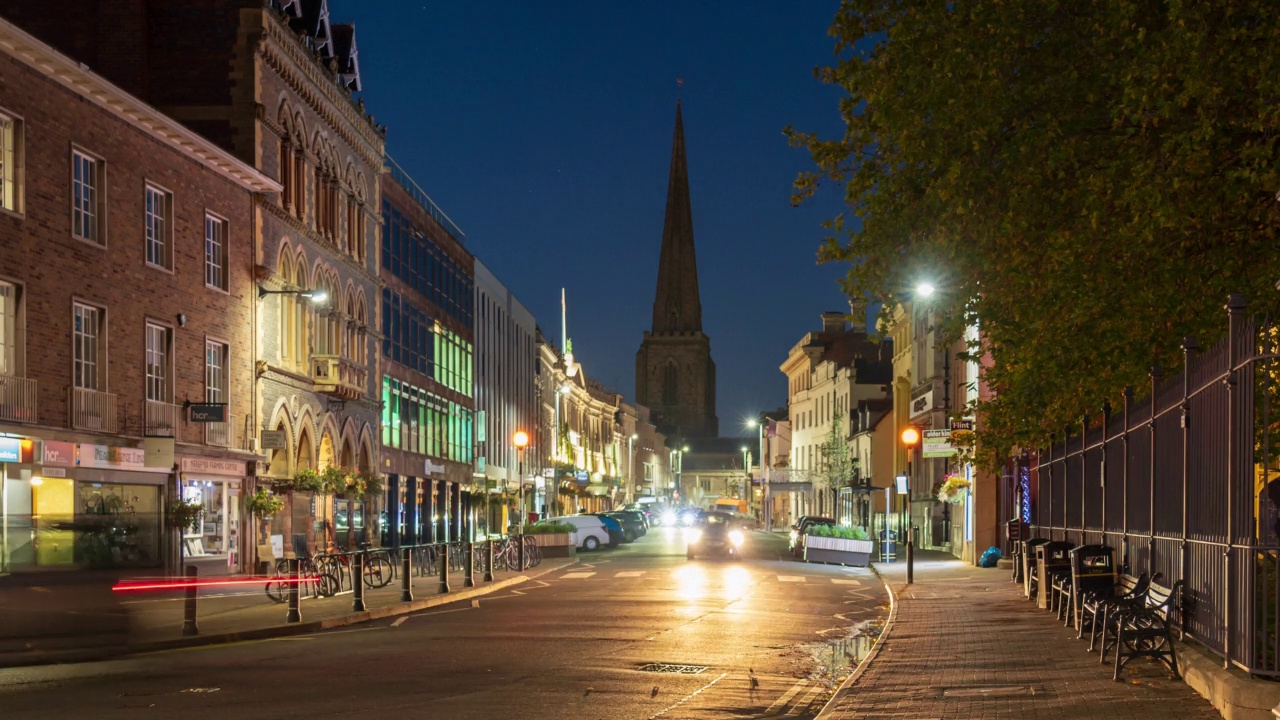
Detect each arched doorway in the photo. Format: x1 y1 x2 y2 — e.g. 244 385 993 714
318 431 336 470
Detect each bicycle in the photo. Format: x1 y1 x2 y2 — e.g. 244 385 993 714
265 557 340 603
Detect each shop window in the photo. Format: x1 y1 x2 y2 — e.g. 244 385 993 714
181 478 237 559
77 482 160 567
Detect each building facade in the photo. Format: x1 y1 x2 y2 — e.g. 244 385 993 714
0 17 279 574
473 257 537 533
635 102 718 440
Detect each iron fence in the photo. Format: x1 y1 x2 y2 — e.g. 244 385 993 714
1027 294 1280 674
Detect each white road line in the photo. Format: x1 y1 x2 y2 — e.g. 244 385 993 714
647 671 729 719
763 678 809 714
561 571 596 579
777 575 806 582
786 682 824 716
615 571 644 578
831 579 862 585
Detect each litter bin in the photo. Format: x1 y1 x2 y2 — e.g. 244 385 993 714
1066 544 1115 627
1022 538 1050 599
878 529 897 562
1035 541 1074 610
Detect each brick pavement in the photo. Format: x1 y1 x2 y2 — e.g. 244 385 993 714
820 550 1221 719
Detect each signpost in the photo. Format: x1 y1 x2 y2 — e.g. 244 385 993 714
922 429 957 458
187 403 226 423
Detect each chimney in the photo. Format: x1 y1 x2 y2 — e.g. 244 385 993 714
820 312 847 334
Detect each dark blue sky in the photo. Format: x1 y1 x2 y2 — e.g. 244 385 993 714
334 1 852 437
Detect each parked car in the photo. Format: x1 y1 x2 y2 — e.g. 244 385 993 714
622 503 652 527
686 511 746 561
556 516 611 551
789 516 837 558
592 514 627 545
604 511 647 540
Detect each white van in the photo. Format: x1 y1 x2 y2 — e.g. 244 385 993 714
555 515 611 551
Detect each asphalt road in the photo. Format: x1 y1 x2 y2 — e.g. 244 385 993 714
0 528 887 720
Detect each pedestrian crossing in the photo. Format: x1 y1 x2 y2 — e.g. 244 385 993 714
554 569 867 584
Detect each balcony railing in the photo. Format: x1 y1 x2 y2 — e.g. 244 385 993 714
144 400 182 441
0 374 37 423
384 155 467 245
70 387 118 433
311 355 367 400
205 413 237 449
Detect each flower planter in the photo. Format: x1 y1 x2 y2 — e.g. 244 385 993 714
803 535 874 566
531 532 577 558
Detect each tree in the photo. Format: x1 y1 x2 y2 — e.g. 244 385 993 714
819 414 851 490
788 1 1280 468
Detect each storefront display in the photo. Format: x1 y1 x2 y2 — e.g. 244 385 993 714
180 478 238 564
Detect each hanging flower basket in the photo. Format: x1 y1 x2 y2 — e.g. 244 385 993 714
245 488 285 519
937 474 972 504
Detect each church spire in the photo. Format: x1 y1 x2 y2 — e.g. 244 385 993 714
650 101 703 334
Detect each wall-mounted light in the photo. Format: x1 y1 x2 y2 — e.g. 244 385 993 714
177 313 187 327
257 286 328 306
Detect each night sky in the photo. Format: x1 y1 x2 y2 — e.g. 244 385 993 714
332 1 853 438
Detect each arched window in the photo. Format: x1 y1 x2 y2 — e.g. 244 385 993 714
662 362 678 405
294 256 309 365
278 249 293 363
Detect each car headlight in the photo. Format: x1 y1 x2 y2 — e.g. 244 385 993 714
662 511 677 525
728 530 744 547
681 514 694 527
684 528 703 544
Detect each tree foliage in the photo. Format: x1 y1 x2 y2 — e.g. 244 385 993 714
789 0 1280 467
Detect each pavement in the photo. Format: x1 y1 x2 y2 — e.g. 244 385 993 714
818 549 1222 720
0 527 888 719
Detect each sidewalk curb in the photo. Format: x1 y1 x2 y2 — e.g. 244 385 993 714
813 565 898 720
0 558 578 668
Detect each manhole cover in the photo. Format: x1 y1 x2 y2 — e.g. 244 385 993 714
940 685 1040 698
638 663 710 674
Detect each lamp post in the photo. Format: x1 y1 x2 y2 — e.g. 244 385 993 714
739 446 751 510
257 287 329 305
552 384 571 515
900 425 921 584
627 433 638 503
513 430 529 570
747 418 767 528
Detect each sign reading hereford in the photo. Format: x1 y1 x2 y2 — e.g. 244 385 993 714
181 457 245 476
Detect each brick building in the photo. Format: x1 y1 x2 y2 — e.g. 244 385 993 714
0 17 279 574
2 0 388 561
379 159 475 548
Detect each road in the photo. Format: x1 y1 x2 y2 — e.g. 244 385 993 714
0 528 887 720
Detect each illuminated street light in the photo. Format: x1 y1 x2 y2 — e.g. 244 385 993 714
915 283 935 300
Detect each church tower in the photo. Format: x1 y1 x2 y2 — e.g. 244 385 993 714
636 102 719 438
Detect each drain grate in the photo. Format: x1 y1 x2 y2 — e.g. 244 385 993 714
940 685 1041 698
638 663 710 674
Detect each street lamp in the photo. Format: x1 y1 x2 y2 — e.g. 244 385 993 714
900 425 921 584
748 418 768 528
513 430 529 570
257 286 329 305
739 445 751 508
915 282 935 300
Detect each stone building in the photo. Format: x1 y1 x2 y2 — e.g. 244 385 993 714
0 16 279 574
379 160 474 548
635 102 718 440
4 0 388 559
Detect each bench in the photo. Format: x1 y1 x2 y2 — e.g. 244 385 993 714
1082 572 1151 648
1101 579 1183 681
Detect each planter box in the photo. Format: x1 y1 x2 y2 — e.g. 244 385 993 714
804 535 874 567
531 532 577 558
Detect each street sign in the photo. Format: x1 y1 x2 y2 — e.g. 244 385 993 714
949 419 974 431
949 419 976 445
575 471 589 483
260 430 287 450
895 474 909 495
922 429 956 458
188 403 226 423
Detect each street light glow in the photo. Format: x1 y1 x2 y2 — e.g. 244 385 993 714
512 430 529 449
915 283 935 299
900 426 921 446
304 289 329 305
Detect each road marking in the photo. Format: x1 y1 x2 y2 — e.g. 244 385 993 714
763 679 809 714
786 682 824 716
831 579 862 585
615 571 644 578
562 571 596 579
777 575 806 582
390 616 409 627
647 671 729 719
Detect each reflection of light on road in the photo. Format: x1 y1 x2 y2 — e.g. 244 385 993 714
673 564 706 601
721 566 752 601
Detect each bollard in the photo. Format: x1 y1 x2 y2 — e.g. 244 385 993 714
401 547 414 602
517 534 525 572
181 564 199 636
464 542 476 587
438 543 451 594
352 552 367 612
286 557 301 623
907 535 915 585
484 538 494 582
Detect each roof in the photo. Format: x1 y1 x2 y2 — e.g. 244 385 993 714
650 101 704 334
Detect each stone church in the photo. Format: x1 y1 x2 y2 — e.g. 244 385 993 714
636 102 719 440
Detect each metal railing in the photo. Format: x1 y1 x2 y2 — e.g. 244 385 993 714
0 374 36 423
69 386 118 433
205 413 237 448
144 400 182 441
384 155 467 244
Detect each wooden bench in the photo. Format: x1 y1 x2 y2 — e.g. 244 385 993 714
1082 572 1151 648
1101 578 1183 681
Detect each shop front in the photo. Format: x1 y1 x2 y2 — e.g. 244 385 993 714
177 456 246 575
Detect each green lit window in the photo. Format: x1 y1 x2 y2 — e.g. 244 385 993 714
381 376 392 446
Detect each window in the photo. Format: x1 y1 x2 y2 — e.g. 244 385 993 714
145 323 171 402
73 302 104 390
0 111 23 214
0 280 21 376
145 184 173 270
72 150 105 244
279 139 293 213
662 363 678 405
204 214 228 291
205 340 228 404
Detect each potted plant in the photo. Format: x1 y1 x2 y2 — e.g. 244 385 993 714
168 498 205 570
803 524 875 566
524 521 577 558
936 474 972 504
